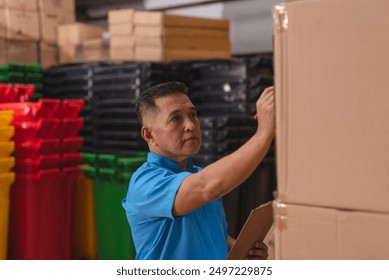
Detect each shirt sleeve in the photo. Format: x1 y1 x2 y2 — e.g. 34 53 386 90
128 167 192 219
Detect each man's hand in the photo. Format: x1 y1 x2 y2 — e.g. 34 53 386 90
246 241 268 260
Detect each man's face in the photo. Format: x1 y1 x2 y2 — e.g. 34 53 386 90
146 93 202 163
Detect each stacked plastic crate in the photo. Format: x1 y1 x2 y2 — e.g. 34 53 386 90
82 152 147 260
182 59 257 167
0 96 84 260
92 62 174 155
0 109 15 260
0 63 43 102
43 64 94 153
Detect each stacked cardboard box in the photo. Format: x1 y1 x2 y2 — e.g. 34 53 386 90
57 23 107 64
108 9 135 61
133 11 231 61
38 0 76 68
272 0 389 259
0 0 39 64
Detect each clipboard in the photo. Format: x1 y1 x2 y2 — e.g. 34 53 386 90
226 201 274 260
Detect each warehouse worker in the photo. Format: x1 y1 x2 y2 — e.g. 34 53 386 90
122 81 275 260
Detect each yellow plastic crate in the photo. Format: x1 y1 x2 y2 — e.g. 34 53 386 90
0 172 15 260
0 142 15 158
0 157 15 173
72 164 98 260
0 126 15 142
0 110 13 127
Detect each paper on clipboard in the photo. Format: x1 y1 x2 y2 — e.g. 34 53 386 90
226 201 274 260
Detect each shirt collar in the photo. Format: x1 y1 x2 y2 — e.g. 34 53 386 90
147 152 195 173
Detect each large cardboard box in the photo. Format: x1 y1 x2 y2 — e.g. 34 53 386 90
274 203 389 259
39 12 75 42
110 47 134 61
108 9 134 25
135 36 230 51
0 39 38 64
109 23 134 36
134 11 229 29
134 26 229 39
57 23 106 46
273 0 389 213
135 46 230 61
39 42 58 68
38 0 75 14
0 0 37 11
110 36 135 48
0 9 40 41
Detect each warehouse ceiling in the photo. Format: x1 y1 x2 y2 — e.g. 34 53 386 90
75 0 241 25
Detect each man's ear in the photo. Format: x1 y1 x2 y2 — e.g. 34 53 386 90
141 126 157 146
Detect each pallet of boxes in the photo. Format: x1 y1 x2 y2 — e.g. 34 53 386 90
57 23 108 64
0 0 40 64
272 0 389 260
107 9 231 62
38 0 76 68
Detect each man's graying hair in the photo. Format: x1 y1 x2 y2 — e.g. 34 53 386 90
136 81 189 126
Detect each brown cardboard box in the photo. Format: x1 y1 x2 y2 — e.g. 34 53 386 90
110 47 134 61
110 36 135 48
108 9 134 25
38 0 75 14
135 36 230 51
135 46 230 61
59 44 80 63
39 42 58 68
0 9 40 41
273 0 389 213
134 11 229 29
134 26 229 39
0 39 38 64
0 0 37 11
57 23 106 46
274 203 389 259
40 12 76 43
109 23 134 36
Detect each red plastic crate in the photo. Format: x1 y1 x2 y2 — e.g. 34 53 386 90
14 139 60 159
60 137 83 153
8 167 80 260
13 119 60 142
12 84 35 102
58 118 84 138
8 168 60 260
61 153 82 167
0 84 13 102
0 99 61 122
15 155 60 173
55 99 84 118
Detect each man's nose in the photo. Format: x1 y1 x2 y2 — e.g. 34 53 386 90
184 117 196 131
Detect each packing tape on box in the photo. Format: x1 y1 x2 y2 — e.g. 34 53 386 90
273 4 289 31
274 201 287 231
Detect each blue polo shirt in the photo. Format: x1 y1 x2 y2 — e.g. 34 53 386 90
122 152 228 260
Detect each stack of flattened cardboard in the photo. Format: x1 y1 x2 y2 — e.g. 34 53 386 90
0 0 40 64
38 0 76 67
273 0 389 259
133 11 231 61
57 23 107 64
108 9 135 61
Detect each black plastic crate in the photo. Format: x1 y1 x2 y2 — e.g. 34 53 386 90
190 89 247 104
196 103 254 116
93 72 139 87
184 59 246 81
93 107 137 117
43 63 93 79
94 139 147 150
199 115 255 129
94 118 140 129
200 139 243 154
94 130 141 140
201 126 255 142
92 62 139 76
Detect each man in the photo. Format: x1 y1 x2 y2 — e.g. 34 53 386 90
122 81 275 260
